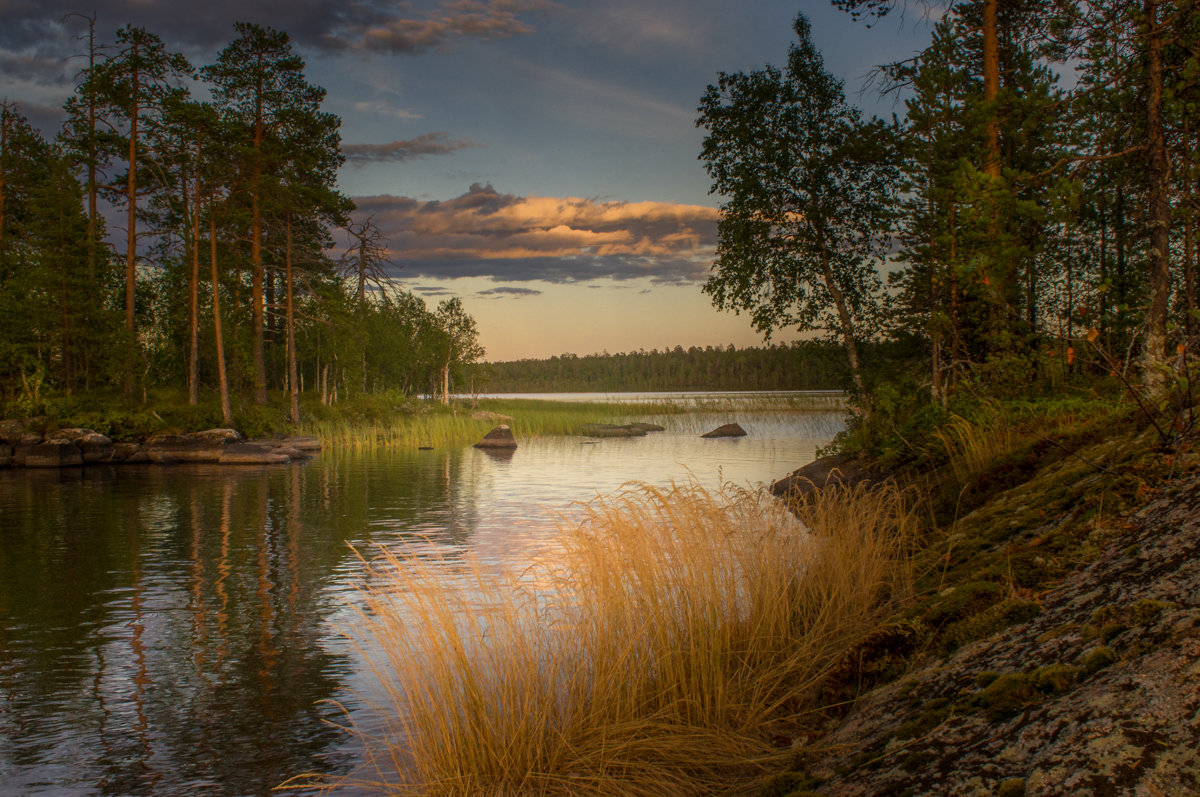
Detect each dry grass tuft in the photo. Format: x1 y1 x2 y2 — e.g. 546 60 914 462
931 414 1018 485
312 480 914 796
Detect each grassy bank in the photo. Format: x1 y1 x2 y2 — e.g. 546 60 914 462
301 396 690 450
303 480 914 796
2 389 691 447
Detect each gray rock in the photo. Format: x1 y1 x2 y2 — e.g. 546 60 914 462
0 419 41 445
112 442 148 463
44 429 114 463
143 434 224 464
259 435 320 453
79 432 114 463
770 453 882 501
580 423 648 438
219 443 290 465
474 424 518 449
701 423 747 438
25 439 83 468
191 428 242 443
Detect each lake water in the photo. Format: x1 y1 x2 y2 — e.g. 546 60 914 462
0 399 845 796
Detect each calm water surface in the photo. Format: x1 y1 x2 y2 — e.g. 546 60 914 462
0 403 844 796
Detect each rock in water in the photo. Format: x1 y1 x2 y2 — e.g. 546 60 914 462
701 423 747 438
475 424 518 449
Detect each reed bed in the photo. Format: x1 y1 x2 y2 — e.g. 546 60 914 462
316 480 914 796
303 399 686 450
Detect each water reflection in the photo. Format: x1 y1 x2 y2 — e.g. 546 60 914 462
0 408 844 795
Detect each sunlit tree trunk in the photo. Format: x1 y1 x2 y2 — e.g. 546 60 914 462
210 215 232 425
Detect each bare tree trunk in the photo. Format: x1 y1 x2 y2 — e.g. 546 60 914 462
441 362 451 405
1142 0 1172 394
211 215 232 425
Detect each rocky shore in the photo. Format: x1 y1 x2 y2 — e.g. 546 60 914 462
795 471 1200 796
764 425 1200 796
0 419 320 468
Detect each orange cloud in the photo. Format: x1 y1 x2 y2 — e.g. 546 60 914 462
352 183 719 283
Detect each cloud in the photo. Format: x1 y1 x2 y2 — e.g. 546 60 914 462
342 132 477 164
351 183 718 285
331 0 557 55
352 100 423 121
477 286 544 297
0 1 553 63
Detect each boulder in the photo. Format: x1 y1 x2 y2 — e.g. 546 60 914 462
111 442 147 463
143 434 224 464
260 435 320 453
45 428 113 464
701 423 747 439
24 439 83 468
0 419 42 445
769 453 882 501
626 422 666 433
219 443 291 465
579 423 647 438
79 432 114 463
192 428 242 443
474 424 518 449
44 427 91 444
0 443 12 467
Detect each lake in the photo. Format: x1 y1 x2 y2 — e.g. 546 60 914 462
0 397 845 796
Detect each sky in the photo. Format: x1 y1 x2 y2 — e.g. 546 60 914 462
0 0 939 361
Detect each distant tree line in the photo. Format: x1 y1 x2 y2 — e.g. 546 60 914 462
483 342 854 393
699 2 1199 404
0 19 482 422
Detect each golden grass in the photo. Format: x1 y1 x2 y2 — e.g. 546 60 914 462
310 481 914 796
930 414 1018 485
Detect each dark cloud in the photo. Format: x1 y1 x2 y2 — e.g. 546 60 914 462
0 1 552 61
342 132 476 164
477 286 543 297
329 0 557 55
351 183 718 285
412 284 456 296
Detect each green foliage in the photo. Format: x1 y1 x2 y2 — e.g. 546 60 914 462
486 340 853 393
697 13 899 391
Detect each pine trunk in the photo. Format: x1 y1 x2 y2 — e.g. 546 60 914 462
211 215 232 425
286 215 299 425
1142 0 1171 394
